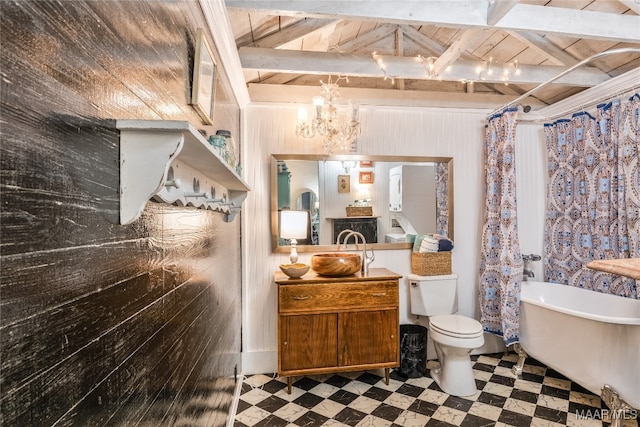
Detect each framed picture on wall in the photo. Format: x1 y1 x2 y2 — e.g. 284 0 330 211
359 160 374 168
338 175 350 193
190 28 217 125
359 171 374 184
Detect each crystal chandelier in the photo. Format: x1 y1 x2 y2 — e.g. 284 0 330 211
295 76 360 154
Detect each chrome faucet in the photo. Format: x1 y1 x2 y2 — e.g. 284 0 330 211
336 229 375 274
522 254 541 281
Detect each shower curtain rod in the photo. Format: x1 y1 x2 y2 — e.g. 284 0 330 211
540 84 640 123
488 47 640 118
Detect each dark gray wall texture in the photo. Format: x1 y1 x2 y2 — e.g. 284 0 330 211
1 1 242 425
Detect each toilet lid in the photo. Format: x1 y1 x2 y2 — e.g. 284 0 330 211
430 315 483 338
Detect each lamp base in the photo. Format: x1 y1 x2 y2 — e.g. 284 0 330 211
289 239 299 264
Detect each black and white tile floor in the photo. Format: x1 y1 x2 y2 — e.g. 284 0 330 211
233 353 638 427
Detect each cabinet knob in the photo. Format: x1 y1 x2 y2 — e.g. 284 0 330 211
284 341 288 346
390 335 394 339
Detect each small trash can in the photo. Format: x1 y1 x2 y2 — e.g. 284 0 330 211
398 324 428 378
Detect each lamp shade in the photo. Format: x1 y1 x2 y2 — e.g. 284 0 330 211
280 210 308 239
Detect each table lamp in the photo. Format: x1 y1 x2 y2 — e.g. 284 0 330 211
280 210 308 264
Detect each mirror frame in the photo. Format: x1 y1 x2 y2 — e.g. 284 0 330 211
271 154 454 253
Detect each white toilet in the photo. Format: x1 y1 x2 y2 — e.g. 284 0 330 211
408 273 484 397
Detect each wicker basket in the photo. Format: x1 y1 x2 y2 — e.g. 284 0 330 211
346 206 373 217
411 252 452 276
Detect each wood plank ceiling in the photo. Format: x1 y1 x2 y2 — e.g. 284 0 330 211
224 0 640 111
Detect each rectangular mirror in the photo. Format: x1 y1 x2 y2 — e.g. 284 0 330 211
271 154 453 253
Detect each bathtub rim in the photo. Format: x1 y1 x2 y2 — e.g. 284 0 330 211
520 281 640 326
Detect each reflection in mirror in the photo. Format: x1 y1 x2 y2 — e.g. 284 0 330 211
272 155 453 253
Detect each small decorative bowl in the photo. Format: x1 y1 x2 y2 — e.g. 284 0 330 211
279 263 310 278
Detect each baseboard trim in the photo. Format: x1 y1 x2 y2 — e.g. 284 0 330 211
241 350 277 375
226 373 244 427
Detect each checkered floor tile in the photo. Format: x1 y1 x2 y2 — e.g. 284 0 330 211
233 353 638 427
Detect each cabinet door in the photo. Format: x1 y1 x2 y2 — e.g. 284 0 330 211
280 313 338 371
338 309 398 367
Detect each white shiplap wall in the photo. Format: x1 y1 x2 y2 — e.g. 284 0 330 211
240 104 546 374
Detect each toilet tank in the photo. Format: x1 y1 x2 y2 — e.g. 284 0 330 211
408 274 458 316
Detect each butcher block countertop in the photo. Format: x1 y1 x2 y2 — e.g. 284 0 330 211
586 258 640 280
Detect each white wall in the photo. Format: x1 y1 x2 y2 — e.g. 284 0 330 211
240 104 546 374
515 123 547 280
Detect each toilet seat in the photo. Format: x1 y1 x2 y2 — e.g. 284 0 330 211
429 315 483 339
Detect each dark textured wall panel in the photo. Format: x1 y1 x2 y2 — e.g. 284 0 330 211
0 1 242 426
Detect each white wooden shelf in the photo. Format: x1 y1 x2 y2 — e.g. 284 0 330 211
117 120 250 225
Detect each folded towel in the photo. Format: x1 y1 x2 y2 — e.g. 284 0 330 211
438 239 454 251
424 233 454 252
419 235 439 253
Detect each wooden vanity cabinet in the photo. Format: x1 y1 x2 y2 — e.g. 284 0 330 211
275 268 401 393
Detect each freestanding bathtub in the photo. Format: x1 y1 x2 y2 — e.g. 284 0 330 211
515 281 640 415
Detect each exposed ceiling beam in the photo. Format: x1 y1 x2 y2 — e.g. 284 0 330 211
247 83 549 110
336 23 398 52
431 29 487 76
240 47 610 86
487 0 519 26
226 1 640 43
618 0 640 15
400 25 446 56
507 31 582 67
244 18 339 48
497 4 640 43
400 25 529 98
395 27 405 90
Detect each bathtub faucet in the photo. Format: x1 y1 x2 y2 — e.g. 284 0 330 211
522 254 541 281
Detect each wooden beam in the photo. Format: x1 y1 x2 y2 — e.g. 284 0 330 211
227 1 487 27
617 0 640 15
497 3 640 43
487 0 519 26
395 27 405 90
432 29 487 76
247 82 545 110
246 18 339 48
337 23 398 52
239 47 610 86
400 25 525 97
400 25 446 56
507 31 582 66
226 1 640 43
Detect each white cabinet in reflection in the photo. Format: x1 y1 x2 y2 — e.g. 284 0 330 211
389 165 436 235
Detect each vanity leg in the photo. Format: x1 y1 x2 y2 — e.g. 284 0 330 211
384 368 390 385
287 376 292 394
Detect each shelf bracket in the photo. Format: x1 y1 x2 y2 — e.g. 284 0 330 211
117 120 250 225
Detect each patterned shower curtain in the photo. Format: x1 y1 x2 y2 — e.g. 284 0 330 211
479 107 524 345
435 162 449 237
544 94 639 298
